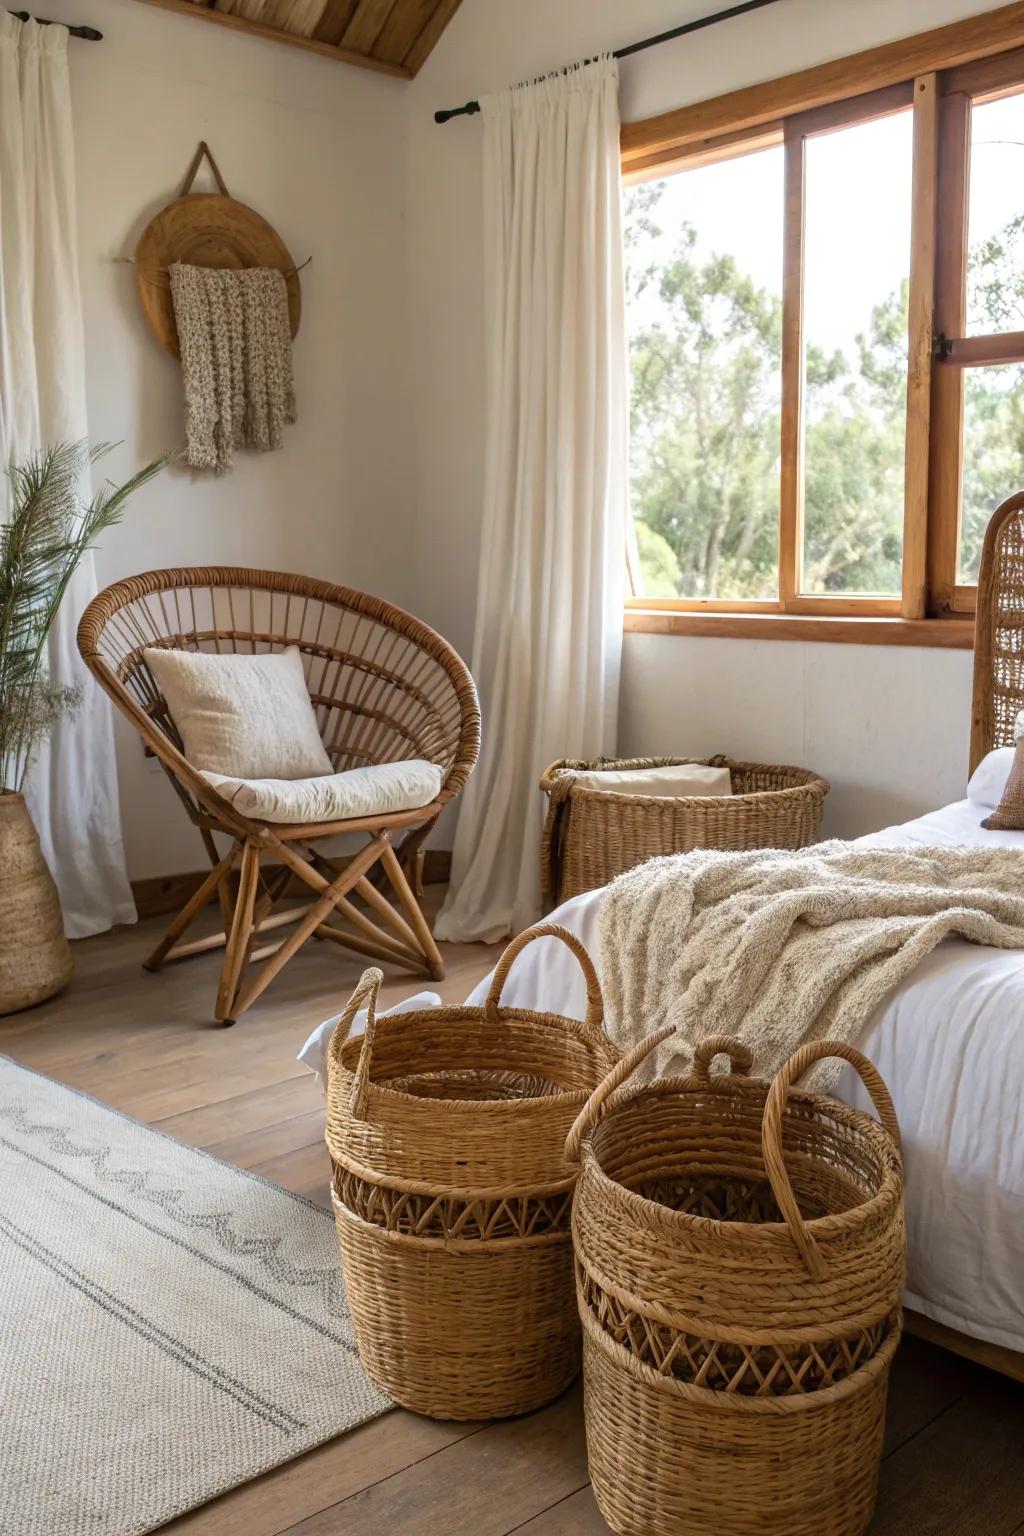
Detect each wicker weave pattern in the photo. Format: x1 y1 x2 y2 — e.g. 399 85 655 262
78 567 479 801
324 925 620 1420
77 568 480 1021
582 1317 896 1536
540 756 829 903
568 1033 905 1535
971 491 1024 772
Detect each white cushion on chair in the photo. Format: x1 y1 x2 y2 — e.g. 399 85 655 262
201 759 444 824
144 645 333 779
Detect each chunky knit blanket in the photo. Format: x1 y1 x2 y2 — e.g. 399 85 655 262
169 263 296 472
599 841 1024 1088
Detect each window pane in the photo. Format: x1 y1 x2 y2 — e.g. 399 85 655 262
960 364 1024 582
800 112 912 596
625 147 783 601
967 91 1024 335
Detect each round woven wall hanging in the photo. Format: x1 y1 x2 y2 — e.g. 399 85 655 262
133 143 302 360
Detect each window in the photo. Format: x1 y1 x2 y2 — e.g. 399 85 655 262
622 23 1024 641
626 143 783 605
932 59 1024 613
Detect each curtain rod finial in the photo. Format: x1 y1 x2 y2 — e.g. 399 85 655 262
435 101 481 124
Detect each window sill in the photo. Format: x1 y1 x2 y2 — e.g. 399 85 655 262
624 609 974 648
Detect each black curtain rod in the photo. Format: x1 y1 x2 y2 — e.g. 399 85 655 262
434 0 783 124
8 9 102 39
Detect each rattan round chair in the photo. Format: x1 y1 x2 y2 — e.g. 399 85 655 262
78 568 480 1024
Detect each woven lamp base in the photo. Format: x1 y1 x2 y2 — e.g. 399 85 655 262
0 793 73 1016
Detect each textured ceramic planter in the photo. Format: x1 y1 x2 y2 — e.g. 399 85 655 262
0 792 73 1015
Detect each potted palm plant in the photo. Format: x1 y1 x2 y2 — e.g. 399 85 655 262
0 442 166 1015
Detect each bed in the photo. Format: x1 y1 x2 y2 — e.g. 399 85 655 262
462 793 1024 1375
462 494 1024 1382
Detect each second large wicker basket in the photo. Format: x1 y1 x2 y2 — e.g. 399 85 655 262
566 1031 905 1536
324 923 620 1421
540 755 829 904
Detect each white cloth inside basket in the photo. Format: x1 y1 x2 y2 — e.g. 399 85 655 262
571 763 732 797
298 991 442 1085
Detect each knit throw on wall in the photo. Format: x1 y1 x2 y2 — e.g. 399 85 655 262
169 263 296 473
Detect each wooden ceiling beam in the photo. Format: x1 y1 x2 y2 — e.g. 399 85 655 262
401 0 460 75
371 0 436 65
340 0 399 55
131 0 414 76
311 0 359 44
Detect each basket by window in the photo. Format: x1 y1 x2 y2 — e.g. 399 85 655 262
324 924 620 1421
566 1031 904 1536
540 755 829 904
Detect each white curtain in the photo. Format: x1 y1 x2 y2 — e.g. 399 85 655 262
436 58 628 944
0 15 136 937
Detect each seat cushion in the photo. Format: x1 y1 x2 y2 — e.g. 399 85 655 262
201 759 444 825
144 645 333 780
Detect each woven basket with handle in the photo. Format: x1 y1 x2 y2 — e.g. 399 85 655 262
324 923 620 1421
566 1031 905 1536
539 756 829 905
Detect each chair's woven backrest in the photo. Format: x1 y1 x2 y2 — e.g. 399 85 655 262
971 491 1024 773
78 568 480 800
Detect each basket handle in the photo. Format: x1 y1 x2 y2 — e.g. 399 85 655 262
326 967 383 1119
690 1035 754 1081
761 1039 902 1283
484 923 604 1030
564 1025 675 1165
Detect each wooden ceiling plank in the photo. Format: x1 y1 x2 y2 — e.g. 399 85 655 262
131 0 412 76
401 0 461 76
217 0 266 18
262 0 328 35
340 0 398 55
371 0 435 64
311 0 358 43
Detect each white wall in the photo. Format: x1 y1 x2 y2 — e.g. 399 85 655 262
403 0 998 841
44 0 415 878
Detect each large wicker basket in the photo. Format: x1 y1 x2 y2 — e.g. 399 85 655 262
324 924 620 1421
540 756 829 904
566 1031 905 1536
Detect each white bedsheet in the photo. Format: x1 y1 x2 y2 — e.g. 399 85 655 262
463 798 1024 1356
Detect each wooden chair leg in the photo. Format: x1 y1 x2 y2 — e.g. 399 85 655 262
380 840 445 981
231 834 388 1019
143 844 239 973
200 826 235 935
215 839 261 1024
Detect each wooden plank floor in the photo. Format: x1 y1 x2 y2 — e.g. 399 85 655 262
4 895 1024 1536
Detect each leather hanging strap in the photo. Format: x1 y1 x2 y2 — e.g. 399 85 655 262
179 141 230 198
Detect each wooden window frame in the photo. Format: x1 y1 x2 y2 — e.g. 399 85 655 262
622 2 1024 647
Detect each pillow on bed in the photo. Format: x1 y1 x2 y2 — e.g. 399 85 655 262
982 741 1024 829
967 748 1017 810
145 645 333 780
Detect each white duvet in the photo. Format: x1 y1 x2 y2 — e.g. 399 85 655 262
461 796 1024 1357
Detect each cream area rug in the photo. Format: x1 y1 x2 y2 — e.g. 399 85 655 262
0 1057 390 1536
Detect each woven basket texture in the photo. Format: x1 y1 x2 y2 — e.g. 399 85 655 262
324 923 620 1420
567 1032 905 1536
539 755 829 903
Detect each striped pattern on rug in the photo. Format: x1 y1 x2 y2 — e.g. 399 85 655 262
0 1057 389 1536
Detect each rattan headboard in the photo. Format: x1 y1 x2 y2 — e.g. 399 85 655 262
970 490 1024 773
